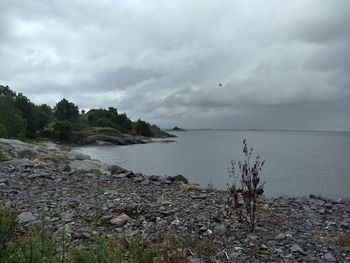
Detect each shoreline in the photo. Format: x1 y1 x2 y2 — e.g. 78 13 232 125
1 138 349 262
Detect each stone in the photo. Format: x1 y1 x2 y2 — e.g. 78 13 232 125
171 218 181 226
261 244 268 250
58 163 71 172
214 223 226 236
319 208 326 214
0 138 42 160
190 193 208 200
125 171 135 178
133 176 144 183
172 174 189 184
17 211 36 224
248 234 258 241
187 256 201 263
74 229 92 239
100 215 113 224
111 165 127 175
290 244 305 254
0 183 8 188
275 233 286 240
28 171 54 179
69 159 110 175
0 178 9 185
68 152 91 161
140 179 150 186
110 213 131 226
115 174 128 179
149 175 160 181
324 252 337 262
61 211 74 222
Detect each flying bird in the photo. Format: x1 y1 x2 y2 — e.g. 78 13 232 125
218 83 223 87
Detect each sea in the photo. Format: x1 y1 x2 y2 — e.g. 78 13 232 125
74 130 350 199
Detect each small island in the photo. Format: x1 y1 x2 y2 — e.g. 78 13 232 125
168 126 187 131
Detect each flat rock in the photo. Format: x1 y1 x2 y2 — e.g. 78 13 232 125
110 213 131 226
69 159 110 175
324 252 337 262
290 244 305 254
275 233 286 240
17 211 36 224
190 193 208 200
111 165 127 175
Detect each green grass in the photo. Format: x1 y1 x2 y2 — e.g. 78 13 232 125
0 206 214 263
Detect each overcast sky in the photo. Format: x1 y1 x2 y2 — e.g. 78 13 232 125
0 0 349 130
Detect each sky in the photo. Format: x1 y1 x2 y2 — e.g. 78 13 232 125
0 0 349 130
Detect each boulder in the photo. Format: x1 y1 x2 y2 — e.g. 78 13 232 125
0 138 45 160
69 159 110 175
111 165 127 175
17 211 36 224
171 174 189 184
110 213 131 226
67 152 91 161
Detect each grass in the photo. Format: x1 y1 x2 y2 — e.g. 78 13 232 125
319 233 350 258
0 206 215 263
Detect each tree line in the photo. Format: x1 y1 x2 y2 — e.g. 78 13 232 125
0 85 154 141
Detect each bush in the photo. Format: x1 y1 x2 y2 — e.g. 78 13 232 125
96 117 117 129
134 119 152 137
227 139 265 231
52 121 73 141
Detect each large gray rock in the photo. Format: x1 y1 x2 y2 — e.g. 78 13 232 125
0 139 45 160
67 151 91 161
171 174 189 184
111 165 127 175
0 159 34 172
17 211 36 224
324 252 337 262
69 159 110 175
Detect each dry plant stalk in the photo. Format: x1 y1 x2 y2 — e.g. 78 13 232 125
227 139 265 231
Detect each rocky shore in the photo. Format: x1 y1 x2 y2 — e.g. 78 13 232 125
1 139 349 262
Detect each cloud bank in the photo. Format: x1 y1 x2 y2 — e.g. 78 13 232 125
1 0 349 130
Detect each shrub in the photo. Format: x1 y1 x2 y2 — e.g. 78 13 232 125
227 139 265 231
52 121 73 141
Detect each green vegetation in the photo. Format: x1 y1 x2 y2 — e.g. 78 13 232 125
0 207 214 263
0 85 166 142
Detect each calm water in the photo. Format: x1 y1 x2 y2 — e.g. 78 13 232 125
74 130 350 198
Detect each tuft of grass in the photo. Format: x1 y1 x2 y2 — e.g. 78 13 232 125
0 206 215 263
320 234 350 257
0 206 17 259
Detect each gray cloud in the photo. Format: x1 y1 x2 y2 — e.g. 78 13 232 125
0 0 349 130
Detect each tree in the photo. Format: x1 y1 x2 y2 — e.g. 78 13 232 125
36 104 53 131
14 93 39 138
52 121 73 141
0 96 26 139
134 119 152 137
0 85 16 99
54 98 79 121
